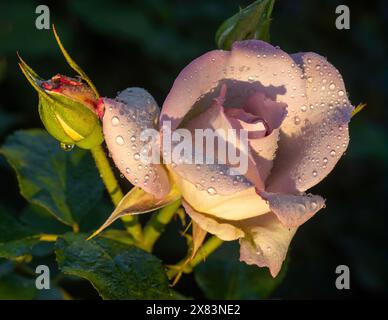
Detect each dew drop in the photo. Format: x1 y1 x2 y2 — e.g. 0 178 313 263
60 142 74 152
294 116 301 125
116 136 124 145
197 183 207 191
133 153 140 160
111 116 120 126
130 136 136 142
338 90 344 96
312 170 318 177
207 187 217 195
125 168 130 173
301 105 307 112
323 157 328 164
330 150 336 157
329 83 336 90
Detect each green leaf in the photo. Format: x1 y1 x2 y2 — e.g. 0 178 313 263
20 205 70 235
0 129 104 226
0 274 37 300
0 260 66 300
0 208 40 259
215 0 275 50
195 242 287 299
55 233 174 299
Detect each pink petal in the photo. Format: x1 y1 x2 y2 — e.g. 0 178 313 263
160 40 307 132
160 50 229 131
223 107 267 139
102 88 170 198
169 85 265 194
258 191 325 228
183 199 296 277
249 129 280 184
174 169 269 220
182 200 245 241
242 92 287 134
239 213 297 277
267 53 354 193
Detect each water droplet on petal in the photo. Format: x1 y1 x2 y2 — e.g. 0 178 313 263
207 187 217 195
133 153 140 160
330 150 336 157
116 136 124 145
111 116 120 126
338 90 344 96
329 83 336 90
294 116 301 125
312 170 318 177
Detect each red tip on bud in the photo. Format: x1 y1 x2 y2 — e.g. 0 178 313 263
96 98 105 119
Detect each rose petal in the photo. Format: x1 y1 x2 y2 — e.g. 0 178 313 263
176 172 269 220
160 40 307 132
223 107 267 139
160 50 229 130
102 88 170 198
183 200 296 277
239 213 297 277
172 89 265 190
242 92 287 134
267 53 353 193
258 191 325 228
182 200 245 240
249 129 280 184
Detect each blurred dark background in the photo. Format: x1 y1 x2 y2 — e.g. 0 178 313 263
0 0 386 299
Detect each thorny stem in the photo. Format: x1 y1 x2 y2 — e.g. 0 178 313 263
90 145 143 242
141 199 182 252
166 236 223 279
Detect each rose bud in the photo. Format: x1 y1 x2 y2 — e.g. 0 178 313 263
18 56 104 150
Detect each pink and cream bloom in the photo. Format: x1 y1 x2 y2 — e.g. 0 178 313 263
101 40 353 277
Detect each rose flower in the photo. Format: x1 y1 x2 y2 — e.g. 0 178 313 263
101 40 353 277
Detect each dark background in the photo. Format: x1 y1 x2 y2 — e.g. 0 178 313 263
0 0 386 299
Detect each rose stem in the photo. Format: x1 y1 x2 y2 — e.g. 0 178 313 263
141 199 182 252
90 145 142 242
166 236 223 279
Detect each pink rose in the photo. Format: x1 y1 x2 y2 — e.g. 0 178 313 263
102 40 353 277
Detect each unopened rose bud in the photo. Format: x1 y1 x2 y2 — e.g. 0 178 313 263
19 58 104 150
